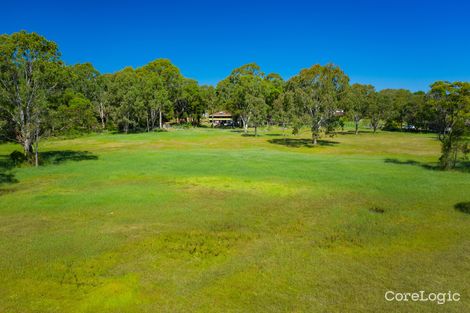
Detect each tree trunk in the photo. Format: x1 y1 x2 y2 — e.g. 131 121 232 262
254 125 258 137
23 137 33 157
242 116 249 134
311 121 320 145
99 102 106 129
159 107 163 129
355 119 359 134
149 109 156 131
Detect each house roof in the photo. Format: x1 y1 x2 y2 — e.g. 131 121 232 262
210 111 232 117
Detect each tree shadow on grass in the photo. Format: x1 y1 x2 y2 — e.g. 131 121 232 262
268 138 339 148
336 130 371 135
384 158 470 174
0 150 98 195
0 155 19 194
0 172 18 184
455 202 470 214
39 150 98 165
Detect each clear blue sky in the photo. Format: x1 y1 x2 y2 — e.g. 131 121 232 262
2 0 469 91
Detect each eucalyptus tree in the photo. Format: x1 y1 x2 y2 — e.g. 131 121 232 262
246 94 268 136
405 91 434 131
0 31 63 166
379 88 413 130
67 63 100 101
52 89 97 134
345 84 375 134
95 74 112 129
427 81 469 169
143 59 182 101
288 64 349 144
272 90 296 134
368 91 387 133
135 70 166 131
139 59 183 126
107 67 142 133
179 78 206 125
264 73 285 126
217 63 268 133
66 63 107 129
153 88 171 129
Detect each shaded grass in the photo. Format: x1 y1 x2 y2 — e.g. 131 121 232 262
385 157 470 174
39 150 98 165
267 138 340 147
455 202 470 214
0 127 469 312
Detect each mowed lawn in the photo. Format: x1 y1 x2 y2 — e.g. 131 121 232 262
0 128 469 313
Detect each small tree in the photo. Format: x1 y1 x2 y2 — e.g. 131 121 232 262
367 90 399 133
272 91 296 135
246 94 268 136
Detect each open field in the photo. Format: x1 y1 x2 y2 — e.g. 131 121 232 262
0 127 469 313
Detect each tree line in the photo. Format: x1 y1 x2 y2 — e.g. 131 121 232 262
0 31 468 169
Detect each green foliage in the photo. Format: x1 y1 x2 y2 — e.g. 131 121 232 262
53 90 97 134
0 30 62 164
428 81 470 169
287 64 349 144
272 91 296 132
367 91 388 132
246 94 268 136
344 84 375 134
217 63 271 133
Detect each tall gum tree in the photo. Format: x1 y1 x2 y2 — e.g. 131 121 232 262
288 64 349 144
142 59 183 126
0 31 62 165
217 63 268 133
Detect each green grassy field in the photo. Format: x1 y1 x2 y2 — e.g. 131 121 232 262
0 127 469 313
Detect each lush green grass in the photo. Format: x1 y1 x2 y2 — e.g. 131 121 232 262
0 127 469 313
